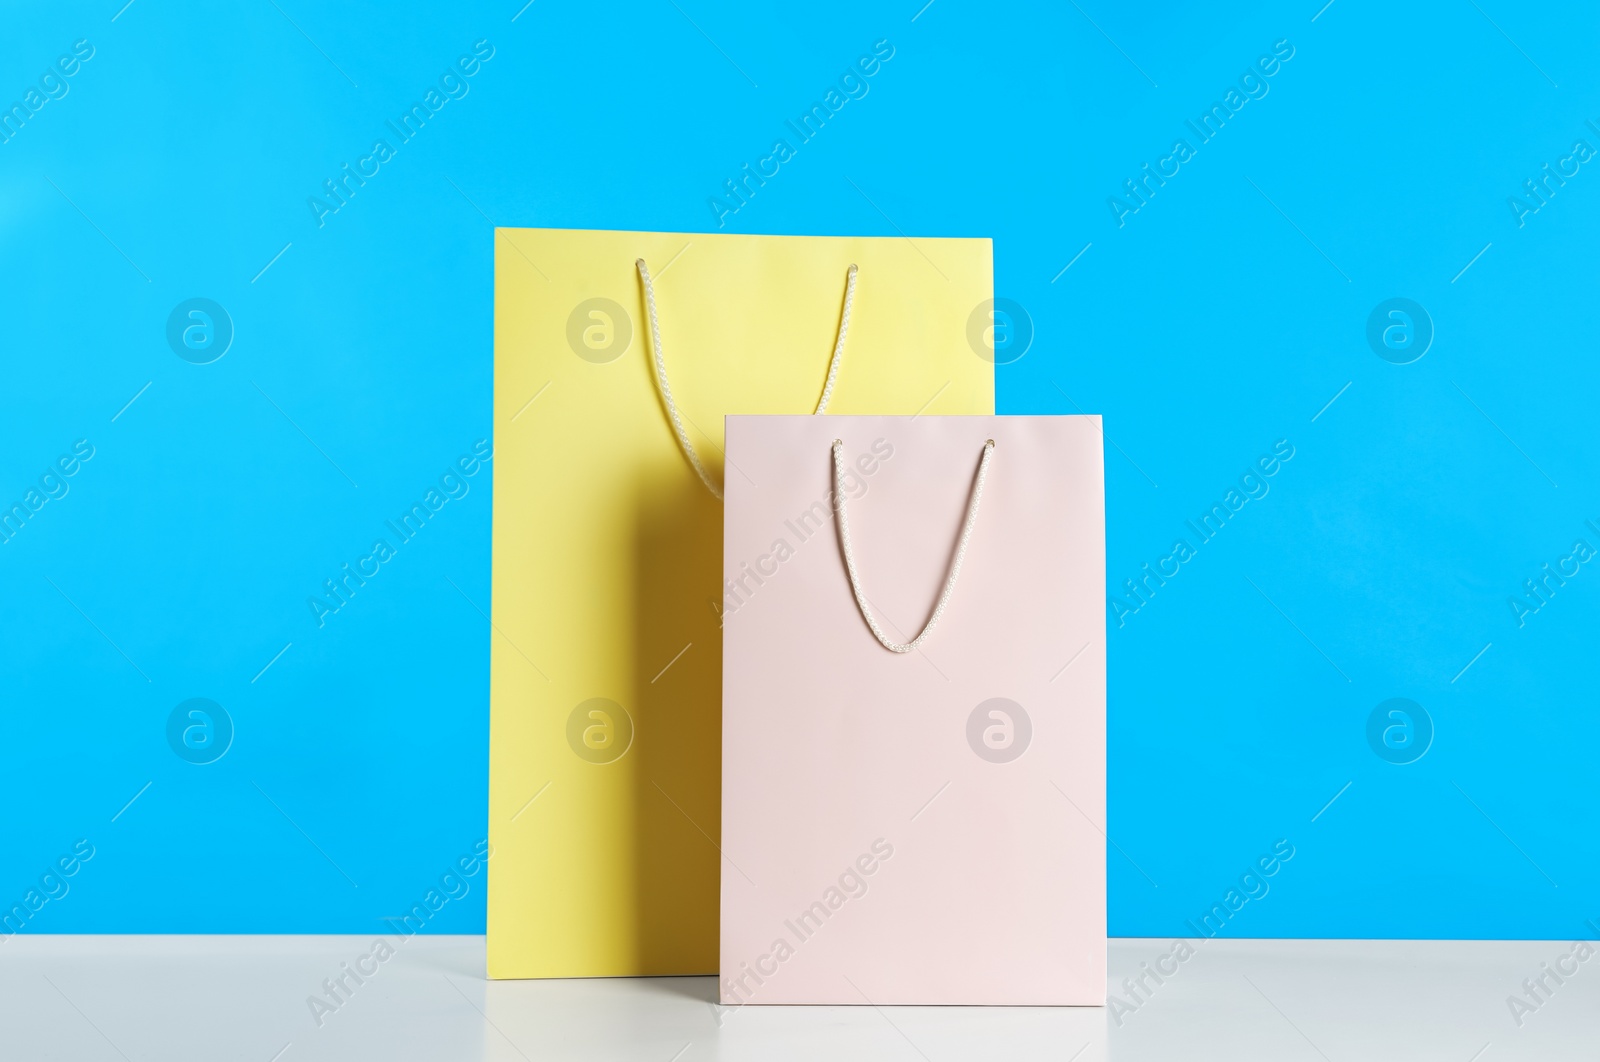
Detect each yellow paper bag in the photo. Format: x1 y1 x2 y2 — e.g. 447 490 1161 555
489 228 993 977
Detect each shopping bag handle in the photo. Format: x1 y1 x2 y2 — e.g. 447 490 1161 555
832 438 995 653
636 258 857 502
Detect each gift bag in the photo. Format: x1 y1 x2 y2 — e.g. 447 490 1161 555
489 230 994 978
720 415 1105 1004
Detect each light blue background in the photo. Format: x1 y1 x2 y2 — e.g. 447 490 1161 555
2 0 1595 939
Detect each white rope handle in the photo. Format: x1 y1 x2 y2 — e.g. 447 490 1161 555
636 258 858 501
832 438 995 653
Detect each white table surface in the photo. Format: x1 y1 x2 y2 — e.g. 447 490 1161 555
1 935 1592 1060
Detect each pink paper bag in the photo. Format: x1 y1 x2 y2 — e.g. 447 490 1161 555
720 415 1106 1006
